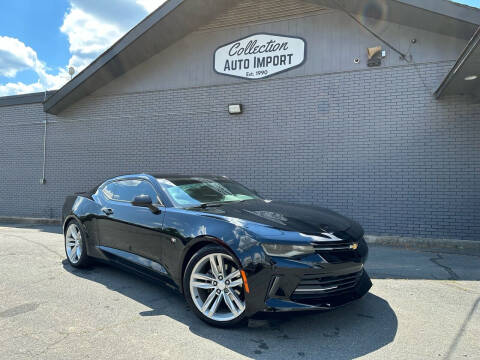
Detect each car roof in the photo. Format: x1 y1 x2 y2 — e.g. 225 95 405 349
91 173 230 191
104 173 229 182
150 173 228 180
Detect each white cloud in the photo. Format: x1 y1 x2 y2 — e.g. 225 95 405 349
136 0 166 12
0 81 43 97
0 0 165 96
60 5 125 72
0 35 70 96
61 0 166 76
0 36 38 77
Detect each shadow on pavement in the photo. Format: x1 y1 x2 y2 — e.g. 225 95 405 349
63 260 397 360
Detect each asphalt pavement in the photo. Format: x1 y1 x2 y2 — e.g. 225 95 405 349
0 224 479 360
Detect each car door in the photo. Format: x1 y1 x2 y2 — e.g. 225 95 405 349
97 179 167 267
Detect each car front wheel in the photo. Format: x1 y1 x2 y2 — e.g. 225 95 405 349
183 246 247 327
64 220 90 268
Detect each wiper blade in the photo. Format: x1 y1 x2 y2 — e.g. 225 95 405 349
189 199 256 209
190 202 224 209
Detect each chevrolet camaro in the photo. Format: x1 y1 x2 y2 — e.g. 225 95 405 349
62 174 371 327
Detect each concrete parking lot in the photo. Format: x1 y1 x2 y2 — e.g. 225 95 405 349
0 224 479 360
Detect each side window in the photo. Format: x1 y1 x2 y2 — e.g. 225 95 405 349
102 182 119 200
134 181 161 204
102 180 160 204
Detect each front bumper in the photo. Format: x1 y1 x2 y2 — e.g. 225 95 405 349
264 270 372 312
243 237 371 316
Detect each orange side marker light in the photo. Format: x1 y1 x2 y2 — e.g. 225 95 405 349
240 270 250 293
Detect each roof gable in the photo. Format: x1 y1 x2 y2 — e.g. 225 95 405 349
44 0 241 114
43 0 480 114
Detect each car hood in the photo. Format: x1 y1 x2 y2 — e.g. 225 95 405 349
193 199 363 240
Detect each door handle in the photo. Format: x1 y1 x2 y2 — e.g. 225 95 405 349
102 207 114 215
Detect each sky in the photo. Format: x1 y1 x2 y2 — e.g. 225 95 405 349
0 0 478 97
0 0 165 96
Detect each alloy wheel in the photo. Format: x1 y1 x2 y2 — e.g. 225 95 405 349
65 223 83 264
189 253 245 322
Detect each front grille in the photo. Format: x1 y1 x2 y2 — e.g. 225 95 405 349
312 240 356 251
292 270 363 298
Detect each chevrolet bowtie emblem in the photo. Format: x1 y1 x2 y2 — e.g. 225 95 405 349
350 243 358 250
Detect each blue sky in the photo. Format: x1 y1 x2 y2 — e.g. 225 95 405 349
456 0 480 6
0 0 478 96
0 0 165 96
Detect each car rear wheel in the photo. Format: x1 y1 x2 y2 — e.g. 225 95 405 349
183 246 247 327
64 220 90 268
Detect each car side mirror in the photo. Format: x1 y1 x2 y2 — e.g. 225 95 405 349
132 194 152 206
132 195 160 214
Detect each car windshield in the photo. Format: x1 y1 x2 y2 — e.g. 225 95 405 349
157 177 260 208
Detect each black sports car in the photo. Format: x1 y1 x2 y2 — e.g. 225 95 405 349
62 174 371 327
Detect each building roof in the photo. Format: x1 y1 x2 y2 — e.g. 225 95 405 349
0 91 56 108
44 0 241 114
1 0 478 113
310 0 480 39
435 26 480 99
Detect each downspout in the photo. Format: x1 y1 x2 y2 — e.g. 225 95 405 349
41 91 48 184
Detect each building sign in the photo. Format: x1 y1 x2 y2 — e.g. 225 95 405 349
214 33 306 80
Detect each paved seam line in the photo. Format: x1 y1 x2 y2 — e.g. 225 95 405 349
430 254 459 280
0 233 63 259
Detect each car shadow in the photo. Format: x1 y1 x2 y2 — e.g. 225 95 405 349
62 260 397 359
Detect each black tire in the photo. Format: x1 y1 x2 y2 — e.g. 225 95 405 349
183 245 247 327
64 219 90 268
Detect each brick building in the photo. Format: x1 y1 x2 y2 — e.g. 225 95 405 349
0 0 479 241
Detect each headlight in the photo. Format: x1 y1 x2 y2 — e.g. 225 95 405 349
261 243 315 257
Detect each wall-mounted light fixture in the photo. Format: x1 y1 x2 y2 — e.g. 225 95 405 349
228 104 243 115
367 46 382 67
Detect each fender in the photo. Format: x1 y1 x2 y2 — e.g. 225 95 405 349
178 235 243 291
62 214 83 234
177 233 268 300
62 213 99 257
